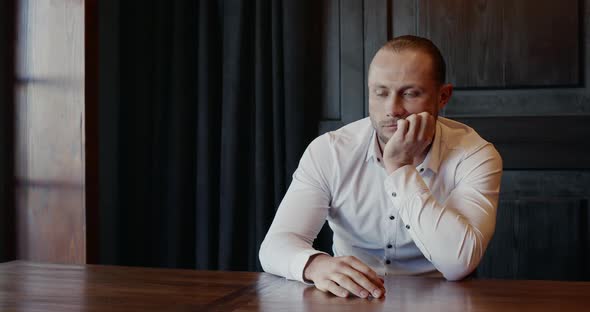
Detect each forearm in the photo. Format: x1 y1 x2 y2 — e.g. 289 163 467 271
259 231 327 282
385 165 500 280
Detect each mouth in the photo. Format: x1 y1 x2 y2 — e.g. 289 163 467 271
382 124 397 130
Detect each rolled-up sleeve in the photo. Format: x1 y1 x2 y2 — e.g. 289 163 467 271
259 135 333 282
384 143 503 281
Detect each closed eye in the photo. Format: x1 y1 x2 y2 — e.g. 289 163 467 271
403 90 420 98
375 89 389 97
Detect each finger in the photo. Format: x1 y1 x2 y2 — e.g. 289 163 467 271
417 113 431 143
331 273 368 299
405 114 421 141
421 113 435 145
342 267 384 299
344 256 384 288
396 119 409 139
320 280 350 298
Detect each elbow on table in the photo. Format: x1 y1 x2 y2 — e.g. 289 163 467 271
439 224 491 281
438 253 481 281
258 239 272 273
441 266 474 281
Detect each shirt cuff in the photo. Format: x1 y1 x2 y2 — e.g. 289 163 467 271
290 249 329 284
383 165 429 205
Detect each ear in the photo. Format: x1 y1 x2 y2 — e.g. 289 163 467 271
438 83 453 110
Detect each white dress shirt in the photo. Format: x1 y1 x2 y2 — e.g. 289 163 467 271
259 116 503 282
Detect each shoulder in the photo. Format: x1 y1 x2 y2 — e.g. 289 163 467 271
302 118 373 175
438 117 502 173
308 117 373 153
438 117 498 156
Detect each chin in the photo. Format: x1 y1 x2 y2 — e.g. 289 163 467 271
377 133 392 144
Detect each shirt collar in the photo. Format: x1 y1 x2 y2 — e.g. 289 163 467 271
419 121 443 174
365 130 380 163
365 120 443 174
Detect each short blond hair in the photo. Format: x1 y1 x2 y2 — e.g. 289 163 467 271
379 35 446 84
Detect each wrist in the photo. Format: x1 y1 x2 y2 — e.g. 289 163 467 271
303 253 329 282
384 161 410 175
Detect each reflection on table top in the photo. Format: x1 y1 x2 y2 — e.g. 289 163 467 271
1 261 589 311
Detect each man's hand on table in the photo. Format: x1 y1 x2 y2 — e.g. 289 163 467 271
303 254 385 299
383 112 435 174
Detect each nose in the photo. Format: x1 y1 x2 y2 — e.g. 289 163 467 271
385 95 406 118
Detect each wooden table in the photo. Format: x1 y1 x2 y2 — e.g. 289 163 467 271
1 261 589 311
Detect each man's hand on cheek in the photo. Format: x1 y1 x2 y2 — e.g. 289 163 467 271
382 112 435 175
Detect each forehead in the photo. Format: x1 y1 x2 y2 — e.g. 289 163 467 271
368 49 436 86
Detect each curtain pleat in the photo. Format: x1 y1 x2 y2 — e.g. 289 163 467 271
99 0 323 271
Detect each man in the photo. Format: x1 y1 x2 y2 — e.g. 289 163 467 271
259 35 503 299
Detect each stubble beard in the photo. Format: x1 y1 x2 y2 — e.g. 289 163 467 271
369 115 394 148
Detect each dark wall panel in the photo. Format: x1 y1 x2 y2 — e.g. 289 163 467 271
503 0 580 87
478 171 590 280
319 0 340 121
417 0 580 88
457 116 590 169
363 0 389 113
340 0 365 124
392 0 417 36
477 198 589 280
417 0 504 87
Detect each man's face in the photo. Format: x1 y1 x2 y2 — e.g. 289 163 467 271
368 49 450 146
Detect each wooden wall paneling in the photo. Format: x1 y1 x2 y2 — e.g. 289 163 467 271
500 171 590 202
14 0 85 264
445 0 589 117
477 171 590 279
363 0 390 113
444 91 590 116
340 0 365 124
497 143 590 170
503 0 580 87
392 0 417 37
477 198 589 280
319 0 341 122
415 0 579 88
475 199 517 279
456 116 590 169
416 0 504 87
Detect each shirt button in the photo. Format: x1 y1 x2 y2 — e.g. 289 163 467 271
387 244 392 249
391 192 397 197
419 168 425 173
389 215 395 220
385 260 391 265
405 224 410 230
377 158 381 162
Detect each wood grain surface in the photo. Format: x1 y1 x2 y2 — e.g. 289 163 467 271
1 261 590 312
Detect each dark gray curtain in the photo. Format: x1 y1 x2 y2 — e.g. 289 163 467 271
0 0 15 263
98 0 325 271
